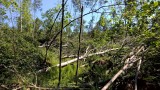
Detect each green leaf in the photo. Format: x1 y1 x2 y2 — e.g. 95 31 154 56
142 3 149 10
154 2 158 7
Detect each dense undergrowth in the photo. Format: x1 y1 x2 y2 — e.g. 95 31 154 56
0 0 160 90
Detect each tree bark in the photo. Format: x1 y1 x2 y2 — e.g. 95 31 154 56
39 48 118 72
102 64 129 90
55 48 119 67
58 0 65 87
43 4 125 49
20 0 22 32
75 5 83 85
101 46 144 90
135 58 142 90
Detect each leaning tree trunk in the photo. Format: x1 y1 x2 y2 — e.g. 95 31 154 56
135 58 142 90
101 46 144 90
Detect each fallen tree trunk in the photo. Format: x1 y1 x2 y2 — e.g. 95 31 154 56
62 55 77 59
43 48 119 72
135 58 142 90
101 58 136 90
56 48 119 67
101 46 144 90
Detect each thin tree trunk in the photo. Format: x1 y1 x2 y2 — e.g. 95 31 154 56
20 0 22 32
75 5 83 85
33 1 35 39
43 4 125 49
58 0 65 88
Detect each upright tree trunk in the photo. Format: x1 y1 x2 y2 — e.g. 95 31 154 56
75 5 83 85
33 0 36 39
124 0 127 37
20 0 22 32
58 0 65 88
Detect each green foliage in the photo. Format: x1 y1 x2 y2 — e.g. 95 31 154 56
0 29 43 85
32 0 42 12
1 0 160 89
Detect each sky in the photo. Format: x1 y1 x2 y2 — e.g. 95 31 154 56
35 0 101 27
36 0 60 18
4 0 105 28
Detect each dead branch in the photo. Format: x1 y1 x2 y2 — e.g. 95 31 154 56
1 85 9 89
28 84 53 90
62 46 90 59
43 4 125 49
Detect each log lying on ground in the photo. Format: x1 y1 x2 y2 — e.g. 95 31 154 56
43 48 119 72
56 48 119 67
62 55 77 59
101 46 144 90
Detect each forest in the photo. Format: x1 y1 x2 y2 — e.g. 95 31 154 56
0 0 160 90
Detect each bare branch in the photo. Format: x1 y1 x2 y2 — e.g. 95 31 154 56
47 0 68 37
28 84 53 90
45 4 125 49
1 85 9 89
62 46 89 59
